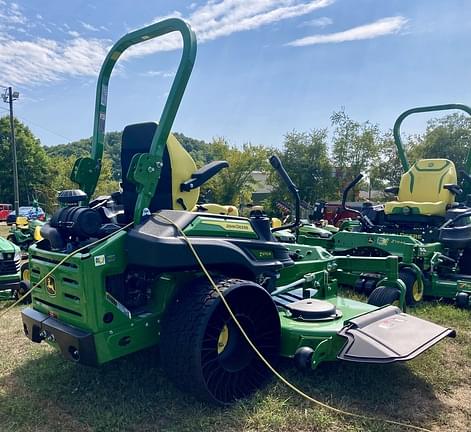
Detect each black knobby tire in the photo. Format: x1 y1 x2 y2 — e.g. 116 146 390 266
354 277 366 294
363 279 377 296
368 286 400 307
13 262 32 304
399 268 423 306
160 278 281 405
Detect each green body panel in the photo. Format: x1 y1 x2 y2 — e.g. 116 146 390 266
279 297 377 365
0 238 20 291
28 232 193 364
184 216 258 239
299 226 471 300
0 236 18 253
0 271 20 287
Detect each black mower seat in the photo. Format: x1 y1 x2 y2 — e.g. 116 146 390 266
121 122 200 220
121 122 228 221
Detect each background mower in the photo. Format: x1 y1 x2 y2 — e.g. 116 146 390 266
21 19 454 405
299 104 471 308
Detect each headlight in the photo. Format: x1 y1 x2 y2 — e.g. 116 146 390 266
14 251 21 261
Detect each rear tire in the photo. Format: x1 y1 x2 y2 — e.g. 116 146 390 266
368 286 400 307
15 262 32 304
160 278 280 405
399 268 423 306
456 292 470 309
363 279 377 296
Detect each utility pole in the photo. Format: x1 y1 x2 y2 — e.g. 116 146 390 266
2 87 20 216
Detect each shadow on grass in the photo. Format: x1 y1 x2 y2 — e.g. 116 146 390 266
1 341 448 432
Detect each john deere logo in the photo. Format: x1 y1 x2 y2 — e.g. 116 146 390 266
46 276 56 296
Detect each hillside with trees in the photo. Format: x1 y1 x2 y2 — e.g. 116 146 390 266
1 110 470 215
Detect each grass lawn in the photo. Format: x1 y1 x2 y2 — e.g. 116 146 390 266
0 225 470 431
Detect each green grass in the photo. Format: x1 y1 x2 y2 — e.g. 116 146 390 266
0 247 470 431
1 302 470 432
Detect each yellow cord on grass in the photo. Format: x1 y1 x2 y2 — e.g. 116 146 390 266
155 213 433 432
1 213 432 431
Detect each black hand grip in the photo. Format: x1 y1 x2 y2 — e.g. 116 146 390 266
342 174 363 210
269 155 298 192
269 155 300 233
460 170 471 185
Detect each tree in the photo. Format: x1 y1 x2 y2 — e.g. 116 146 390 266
203 139 269 206
410 113 471 172
331 109 381 195
370 131 408 191
268 129 335 211
0 116 54 210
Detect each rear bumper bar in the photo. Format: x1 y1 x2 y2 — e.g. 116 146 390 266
21 307 97 366
0 280 19 291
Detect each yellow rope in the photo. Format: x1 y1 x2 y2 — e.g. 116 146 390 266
0 222 133 318
1 213 432 431
155 212 432 432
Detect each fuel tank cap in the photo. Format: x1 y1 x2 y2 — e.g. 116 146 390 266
287 299 341 321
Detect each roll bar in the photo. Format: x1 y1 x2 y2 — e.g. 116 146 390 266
393 104 471 172
70 18 197 223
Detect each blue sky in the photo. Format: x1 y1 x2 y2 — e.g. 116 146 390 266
1 0 471 149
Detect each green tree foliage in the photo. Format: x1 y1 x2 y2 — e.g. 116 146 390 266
269 129 335 210
0 116 53 208
203 139 269 206
331 109 381 193
369 132 408 191
46 131 209 181
410 113 471 172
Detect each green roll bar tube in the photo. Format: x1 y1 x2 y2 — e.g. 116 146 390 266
393 103 471 172
70 18 197 224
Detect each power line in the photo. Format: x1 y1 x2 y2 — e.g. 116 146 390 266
0 106 74 142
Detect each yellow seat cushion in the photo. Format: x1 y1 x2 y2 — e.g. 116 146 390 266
384 200 448 216
384 159 457 217
166 133 199 211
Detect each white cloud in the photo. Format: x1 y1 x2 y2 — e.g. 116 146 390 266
140 70 176 78
0 37 109 86
0 0 336 86
300 16 332 27
126 0 335 57
80 21 99 32
287 16 408 46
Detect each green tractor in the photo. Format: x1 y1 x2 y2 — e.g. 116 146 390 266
8 215 44 254
0 236 23 301
299 104 471 308
21 19 454 404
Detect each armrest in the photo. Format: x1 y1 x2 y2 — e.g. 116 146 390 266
180 160 229 192
384 186 399 195
444 184 463 195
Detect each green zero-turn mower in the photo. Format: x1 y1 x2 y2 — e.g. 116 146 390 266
21 19 455 404
299 104 471 309
0 236 22 301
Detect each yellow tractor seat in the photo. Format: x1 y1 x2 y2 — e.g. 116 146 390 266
384 159 458 217
15 216 29 227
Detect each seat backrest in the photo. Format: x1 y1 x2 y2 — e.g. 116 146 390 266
121 122 200 220
397 159 457 204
